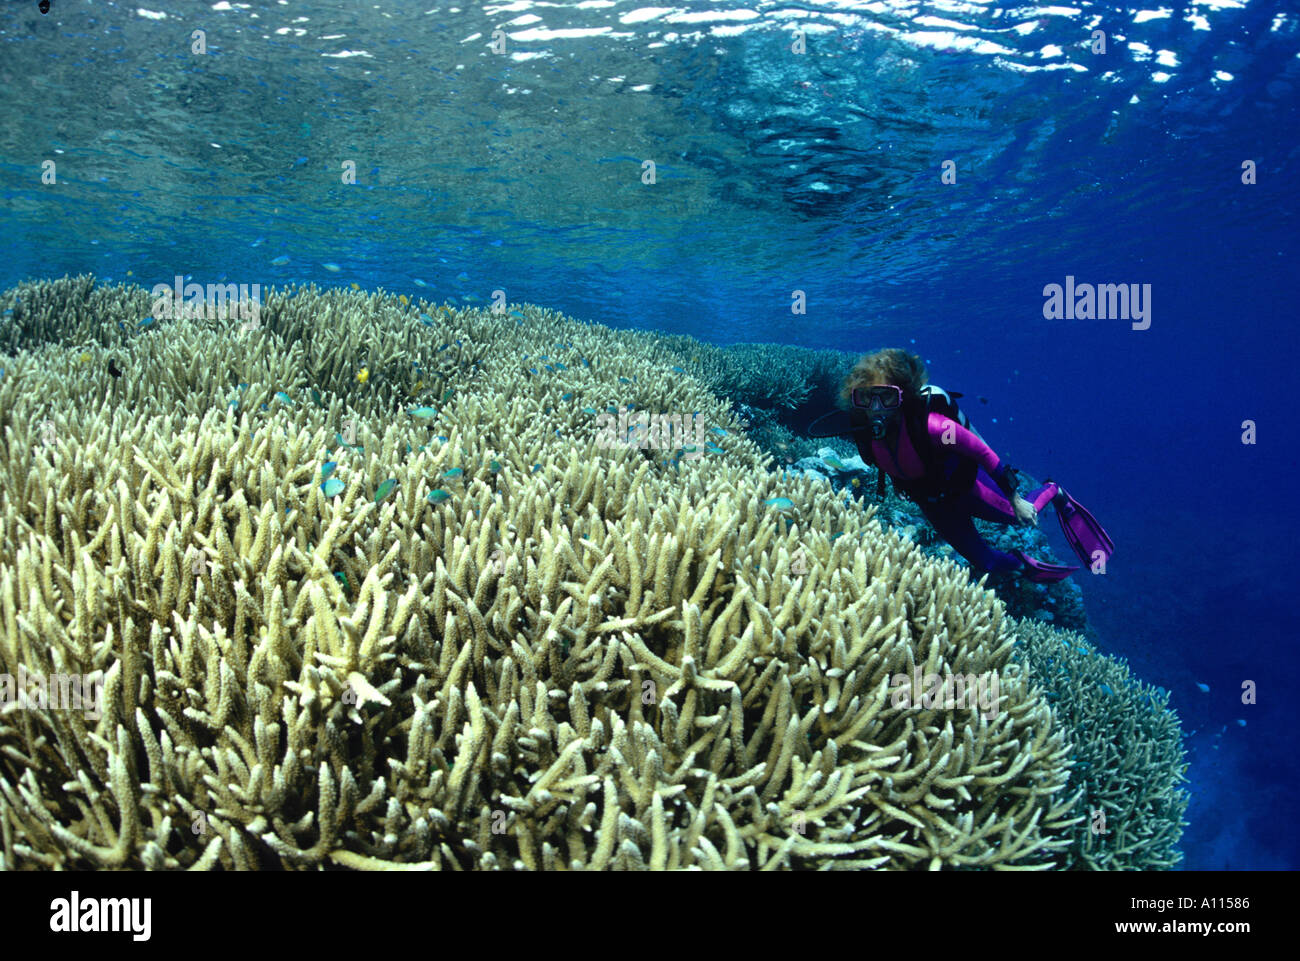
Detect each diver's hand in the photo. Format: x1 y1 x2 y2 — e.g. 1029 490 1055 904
1012 495 1039 527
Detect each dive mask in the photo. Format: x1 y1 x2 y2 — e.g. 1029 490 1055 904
852 385 903 439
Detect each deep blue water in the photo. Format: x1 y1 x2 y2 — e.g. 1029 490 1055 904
2 0 1297 869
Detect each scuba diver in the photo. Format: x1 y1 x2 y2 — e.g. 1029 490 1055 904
808 348 1113 583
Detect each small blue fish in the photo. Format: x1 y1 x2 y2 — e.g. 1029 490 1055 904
310 388 323 407
1099 684 1113 695
1196 682 1210 693
419 313 434 326
581 358 590 367
539 355 548 361
671 366 685 373
322 263 341 272
427 489 450 503
321 478 345 497
271 255 290 266
274 391 292 404
443 467 463 479
489 459 502 473
712 427 728 436
583 407 597 414
508 309 524 319
375 478 398 503
138 316 155 329
456 271 470 281
528 368 538 375
322 461 338 480
554 363 566 370
618 377 631 384
435 436 447 443
561 393 573 401
413 278 428 287
251 236 265 248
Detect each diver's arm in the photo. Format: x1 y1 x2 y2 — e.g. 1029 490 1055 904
926 413 1019 496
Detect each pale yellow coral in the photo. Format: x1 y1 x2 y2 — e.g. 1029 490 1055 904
0 277 1182 870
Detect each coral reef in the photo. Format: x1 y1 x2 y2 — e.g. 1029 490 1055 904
656 340 846 413
1011 622 1189 870
0 277 1180 869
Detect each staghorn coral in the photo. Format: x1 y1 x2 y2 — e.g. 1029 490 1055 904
0 277 1178 869
1010 621 1189 870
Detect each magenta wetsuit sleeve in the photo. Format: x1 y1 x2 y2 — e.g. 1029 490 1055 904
926 412 1018 495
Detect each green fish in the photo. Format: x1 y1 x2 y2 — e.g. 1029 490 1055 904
375 478 398 503
409 406 438 418
322 461 338 480
321 478 345 497
310 388 324 407
274 391 293 404
488 459 502 473
334 570 350 594
443 467 463 479
764 497 795 510
427 489 450 503
823 455 846 471
441 389 454 402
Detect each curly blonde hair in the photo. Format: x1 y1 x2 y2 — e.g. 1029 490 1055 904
840 348 928 406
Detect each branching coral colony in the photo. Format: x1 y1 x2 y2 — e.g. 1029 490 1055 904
0 277 1186 870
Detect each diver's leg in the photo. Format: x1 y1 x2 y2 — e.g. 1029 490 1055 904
966 471 1058 525
918 498 1021 575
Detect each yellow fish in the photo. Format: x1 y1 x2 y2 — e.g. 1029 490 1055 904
79 351 92 364
357 367 369 384
399 294 408 305
852 478 860 487
350 282 360 291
